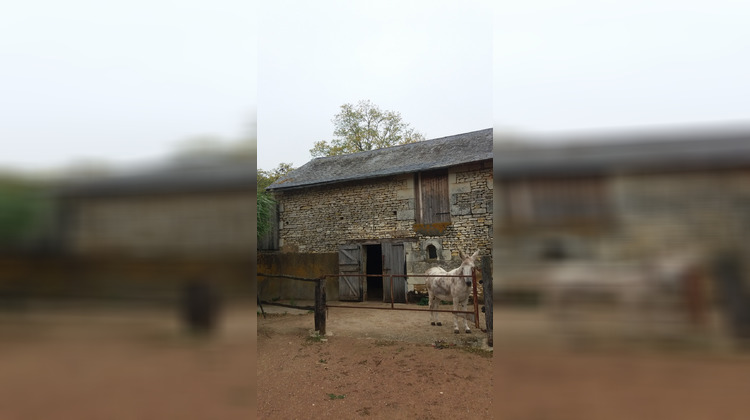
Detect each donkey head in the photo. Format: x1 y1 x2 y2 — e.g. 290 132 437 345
458 250 479 287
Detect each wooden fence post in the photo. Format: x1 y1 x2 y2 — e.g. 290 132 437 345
481 257 493 347
315 276 327 336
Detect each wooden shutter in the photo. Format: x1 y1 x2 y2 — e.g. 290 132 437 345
420 171 450 224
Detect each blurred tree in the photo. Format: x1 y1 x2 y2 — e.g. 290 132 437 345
0 176 50 250
310 100 425 157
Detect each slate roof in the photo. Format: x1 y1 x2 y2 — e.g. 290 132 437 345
57 159 254 198
267 128 493 191
495 125 750 177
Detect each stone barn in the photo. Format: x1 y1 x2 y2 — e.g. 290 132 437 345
492 126 750 299
48 158 255 300
264 129 493 303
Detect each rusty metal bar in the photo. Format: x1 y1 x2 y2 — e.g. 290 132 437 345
323 273 472 278
257 272 320 282
390 274 394 309
325 304 474 314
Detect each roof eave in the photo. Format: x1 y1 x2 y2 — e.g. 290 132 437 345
267 157 493 192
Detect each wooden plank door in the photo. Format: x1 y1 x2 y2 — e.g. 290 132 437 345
382 242 406 303
420 171 450 224
338 244 362 301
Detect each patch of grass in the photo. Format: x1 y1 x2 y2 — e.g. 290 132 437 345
459 346 493 358
417 297 429 306
374 339 395 347
327 393 346 400
432 340 454 349
319 358 327 364
305 330 327 344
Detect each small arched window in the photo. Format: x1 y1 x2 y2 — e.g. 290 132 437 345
426 244 438 260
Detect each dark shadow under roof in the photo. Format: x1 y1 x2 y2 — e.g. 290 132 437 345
268 128 493 191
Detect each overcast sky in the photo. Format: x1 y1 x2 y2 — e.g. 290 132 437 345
1 0 257 174
257 0 492 170
494 1 750 138
3 1 749 174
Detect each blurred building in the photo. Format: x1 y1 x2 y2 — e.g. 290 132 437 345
0 158 255 301
493 126 750 296
58 160 254 258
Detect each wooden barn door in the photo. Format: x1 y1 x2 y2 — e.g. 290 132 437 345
382 242 406 303
338 244 362 301
419 171 450 224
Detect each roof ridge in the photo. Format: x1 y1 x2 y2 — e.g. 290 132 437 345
269 129 493 191
309 128 493 162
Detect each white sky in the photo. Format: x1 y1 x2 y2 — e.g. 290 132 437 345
494 1 750 138
1 0 257 174
3 1 749 174
257 0 493 170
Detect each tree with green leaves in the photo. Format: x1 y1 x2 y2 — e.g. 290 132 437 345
310 100 425 158
256 189 275 242
256 162 294 242
257 162 294 191
0 176 51 251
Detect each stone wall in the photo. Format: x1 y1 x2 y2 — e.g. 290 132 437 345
276 176 415 253
408 162 493 276
65 191 254 257
613 170 750 256
494 168 750 292
274 161 493 279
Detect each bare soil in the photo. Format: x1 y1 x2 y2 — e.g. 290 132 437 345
257 301 493 419
493 307 750 420
0 301 255 420
7 299 748 420
259 302 750 420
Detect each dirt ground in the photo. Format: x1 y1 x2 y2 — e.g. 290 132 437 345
0 301 255 420
257 301 493 419
10 300 748 419
494 306 750 420
259 302 750 420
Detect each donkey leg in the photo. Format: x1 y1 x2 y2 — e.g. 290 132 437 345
452 297 461 333
429 293 436 325
430 295 441 326
462 300 471 333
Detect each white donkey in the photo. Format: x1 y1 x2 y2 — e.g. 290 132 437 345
543 249 704 338
425 250 479 334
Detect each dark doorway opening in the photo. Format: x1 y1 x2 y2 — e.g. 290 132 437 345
365 245 383 301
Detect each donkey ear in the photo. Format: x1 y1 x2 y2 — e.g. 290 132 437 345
471 251 479 260
459 251 466 260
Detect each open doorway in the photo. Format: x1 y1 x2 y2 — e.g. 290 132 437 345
365 244 383 301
